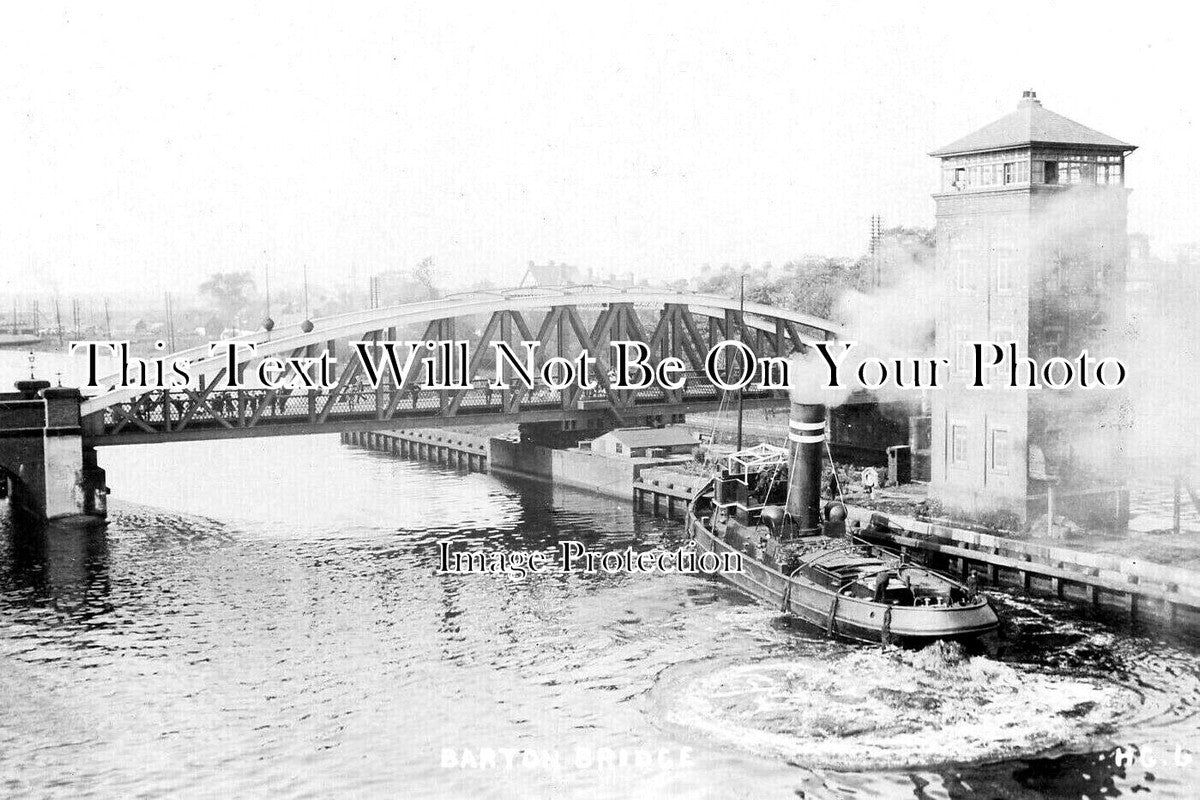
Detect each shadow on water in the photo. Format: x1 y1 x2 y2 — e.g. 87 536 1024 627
0 507 112 616
401 465 689 568
903 748 1134 799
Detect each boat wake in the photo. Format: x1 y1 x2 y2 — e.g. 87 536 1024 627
652 642 1142 770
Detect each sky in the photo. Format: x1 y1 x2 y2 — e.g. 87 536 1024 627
1 2 1196 297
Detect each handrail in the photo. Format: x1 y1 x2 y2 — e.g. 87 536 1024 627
80 285 843 415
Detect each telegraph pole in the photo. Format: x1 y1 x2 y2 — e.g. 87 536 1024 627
53 296 63 346
1175 474 1183 537
164 292 177 351
303 264 311 318
736 274 745 451
870 214 883 288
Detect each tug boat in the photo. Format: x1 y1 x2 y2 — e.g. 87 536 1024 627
686 403 998 646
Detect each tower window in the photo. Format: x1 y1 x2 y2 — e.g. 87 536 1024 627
953 327 972 373
1059 161 1084 184
1043 161 1058 184
1042 329 1064 358
951 233 979 292
1002 161 1030 184
951 424 969 467
988 328 1015 384
991 429 1010 473
1096 163 1123 185
995 247 1015 293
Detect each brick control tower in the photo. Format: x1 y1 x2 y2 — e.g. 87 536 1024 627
928 91 1135 524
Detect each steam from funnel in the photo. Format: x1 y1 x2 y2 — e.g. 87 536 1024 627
833 269 939 357
788 349 851 407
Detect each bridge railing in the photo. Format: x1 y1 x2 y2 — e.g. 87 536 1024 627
79 287 831 442
93 375 778 440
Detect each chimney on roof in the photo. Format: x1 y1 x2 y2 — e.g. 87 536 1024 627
1019 89 1041 108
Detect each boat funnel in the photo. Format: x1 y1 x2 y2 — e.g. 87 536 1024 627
786 402 826 535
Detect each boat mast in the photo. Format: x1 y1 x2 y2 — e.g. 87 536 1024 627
736 274 744 451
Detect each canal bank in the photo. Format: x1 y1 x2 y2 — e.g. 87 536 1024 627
843 505 1200 630
342 428 490 472
345 425 1200 635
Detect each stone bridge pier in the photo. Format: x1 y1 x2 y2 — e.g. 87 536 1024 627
1 381 108 525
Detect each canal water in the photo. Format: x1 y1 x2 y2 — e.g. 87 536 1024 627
3 352 1200 798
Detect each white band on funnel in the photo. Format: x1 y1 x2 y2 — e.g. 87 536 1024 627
789 420 825 432
788 432 826 444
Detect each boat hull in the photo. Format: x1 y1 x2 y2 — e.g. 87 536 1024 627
689 514 998 645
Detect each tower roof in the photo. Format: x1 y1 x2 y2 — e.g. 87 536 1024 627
930 91 1135 157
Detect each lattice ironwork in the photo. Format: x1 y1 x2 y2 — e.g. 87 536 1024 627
82 287 841 444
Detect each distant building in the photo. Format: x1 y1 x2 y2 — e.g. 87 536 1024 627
519 261 584 287
928 90 1135 521
518 261 638 288
589 427 699 459
1126 234 1199 304
1127 233 1154 287
1126 233 1167 322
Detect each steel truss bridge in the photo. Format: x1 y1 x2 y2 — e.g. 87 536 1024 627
80 286 843 446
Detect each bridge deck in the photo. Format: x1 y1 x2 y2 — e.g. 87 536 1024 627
84 383 785 445
75 286 838 446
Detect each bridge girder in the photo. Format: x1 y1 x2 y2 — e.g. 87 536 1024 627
80 286 842 445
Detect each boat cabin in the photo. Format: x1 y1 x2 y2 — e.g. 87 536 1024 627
711 444 790 527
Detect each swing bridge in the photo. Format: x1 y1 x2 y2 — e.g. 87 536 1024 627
1 285 844 521
77 286 844 444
